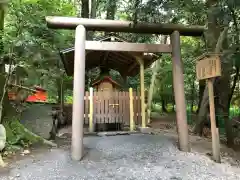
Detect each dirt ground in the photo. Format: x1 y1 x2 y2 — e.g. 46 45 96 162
150 113 240 166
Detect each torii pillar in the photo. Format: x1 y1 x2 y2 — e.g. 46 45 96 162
71 25 86 160
171 31 190 152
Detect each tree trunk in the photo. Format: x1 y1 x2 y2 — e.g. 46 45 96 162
80 0 96 40
194 0 235 143
105 0 117 36
193 0 222 135
190 80 195 113
196 80 205 113
0 3 16 123
0 3 5 72
88 0 98 39
81 0 89 18
193 26 229 133
106 0 117 20
161 99 167 113
147 60 159 122
227 2 240 109
91 0 97 18
147 36 167 122
193 0 229 135
0 74 17 122
228 68 239 108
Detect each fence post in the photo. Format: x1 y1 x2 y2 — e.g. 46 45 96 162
129 88 134 131
89 87 94 132
135 56 146 128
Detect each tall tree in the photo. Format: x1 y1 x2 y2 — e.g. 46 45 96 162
106 0 117 20
193 0 239 147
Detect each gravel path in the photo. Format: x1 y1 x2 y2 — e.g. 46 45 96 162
2 134 240 180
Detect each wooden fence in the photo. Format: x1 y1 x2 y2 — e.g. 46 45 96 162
63 88 145 132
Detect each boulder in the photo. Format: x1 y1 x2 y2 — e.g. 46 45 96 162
20 103 54 139
0 124 6 151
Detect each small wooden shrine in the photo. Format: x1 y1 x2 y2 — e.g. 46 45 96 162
92 76 121 92
91 68 122 92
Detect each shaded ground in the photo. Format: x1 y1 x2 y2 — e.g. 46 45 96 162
1 134 240 180
150 113 240 165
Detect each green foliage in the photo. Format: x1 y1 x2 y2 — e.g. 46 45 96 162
3 0 77 102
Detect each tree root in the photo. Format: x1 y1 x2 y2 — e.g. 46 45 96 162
4 119 57 148
0 154 6 167
22 127 57 147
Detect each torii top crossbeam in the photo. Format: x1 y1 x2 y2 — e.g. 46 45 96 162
46 16 205 36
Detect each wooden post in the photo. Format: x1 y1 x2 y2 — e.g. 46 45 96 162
71 25 86 161
60 78 64 112
207 79 221 163
129 88 134 131
171 31 190 152
195 54 221 162
89 87 94 132
136 56 146 128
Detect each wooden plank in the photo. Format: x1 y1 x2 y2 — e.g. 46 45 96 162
85 41 172 53
100 92 104 124
116 91 120 124
137 91 141 125
89 88 94 132
93 91 96 124
196 55 221 80
133 91 137 125
118 91 122 124
125 91 130 126
113 91 117 123
129 88 134 131
119 91 123 125
104 92 109 124
96 91 100 124
85 91 89 125
114 91 117 124
109 92 114 123
134 92 138 125
93 91 97 124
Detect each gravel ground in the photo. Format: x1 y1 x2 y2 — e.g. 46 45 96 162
2 134 240 180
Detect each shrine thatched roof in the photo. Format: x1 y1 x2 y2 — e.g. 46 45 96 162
59 35 159 77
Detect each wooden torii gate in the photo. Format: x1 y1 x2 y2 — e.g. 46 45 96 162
45 16 205 161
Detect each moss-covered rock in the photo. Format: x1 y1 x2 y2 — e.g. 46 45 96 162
3 118 43 150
